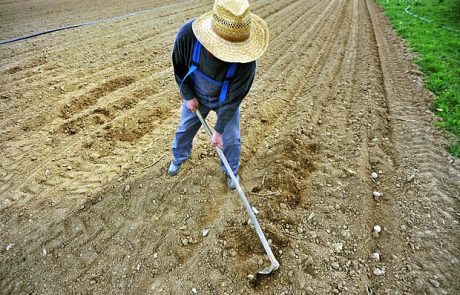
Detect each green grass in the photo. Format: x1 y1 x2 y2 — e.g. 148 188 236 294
375 0 460 157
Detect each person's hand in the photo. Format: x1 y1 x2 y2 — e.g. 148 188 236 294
211 131 224 149
186 98 199 112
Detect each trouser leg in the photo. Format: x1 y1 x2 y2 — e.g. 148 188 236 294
172 102 210 165
219 108 241 175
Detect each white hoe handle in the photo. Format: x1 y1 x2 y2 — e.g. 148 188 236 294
196 109 280 274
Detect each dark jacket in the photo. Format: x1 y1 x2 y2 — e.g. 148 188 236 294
172 19 256 133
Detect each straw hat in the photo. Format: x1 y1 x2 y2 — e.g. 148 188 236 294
192 0 269 63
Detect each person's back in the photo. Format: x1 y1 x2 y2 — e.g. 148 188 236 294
168 0 269 189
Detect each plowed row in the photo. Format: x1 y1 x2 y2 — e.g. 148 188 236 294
1 0 459 294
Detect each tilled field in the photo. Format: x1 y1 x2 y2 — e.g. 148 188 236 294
1 0 459 294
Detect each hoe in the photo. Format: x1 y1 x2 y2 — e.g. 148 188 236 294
196 109 280 275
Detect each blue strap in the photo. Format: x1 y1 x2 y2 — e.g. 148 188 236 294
179 40 201 93
192 41 201 64
225 63 237 79
219 63 237 103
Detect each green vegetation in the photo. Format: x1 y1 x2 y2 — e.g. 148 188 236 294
375 0 460 156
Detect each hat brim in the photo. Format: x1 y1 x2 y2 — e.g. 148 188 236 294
192 11 269 63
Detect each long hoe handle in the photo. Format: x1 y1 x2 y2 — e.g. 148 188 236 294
195 109 280 275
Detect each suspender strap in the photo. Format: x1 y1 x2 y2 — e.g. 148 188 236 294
180 39 236 104
179 40 202 93
219 63 237 104
192 40 201 64
225 63 237 79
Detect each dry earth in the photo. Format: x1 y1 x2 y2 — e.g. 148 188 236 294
0 0 459 294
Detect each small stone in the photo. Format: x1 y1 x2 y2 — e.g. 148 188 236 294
247 274 255 280
125 184 131 192
280 203 287 209
373 225 382 234
429 279 440 288
153 253 158 259
90 280 96 285
6 243 14 251
371 172 378 179
42 248 47 256
181 239 189 246
202 229 209 237
372 191 382 198
370 252 380 262
341 229 351 238
332 243 343 253
406 174 415 182
331 262 340 270
373 267 385 276
346 169 356 176
332 289 340 294
303 255 314 266
192 288 198 294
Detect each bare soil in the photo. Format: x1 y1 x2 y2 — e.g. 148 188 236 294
1 0 459 294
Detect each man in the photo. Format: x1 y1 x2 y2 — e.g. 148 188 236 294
168 0 269 189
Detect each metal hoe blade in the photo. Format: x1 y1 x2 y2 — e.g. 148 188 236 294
196 110 280 275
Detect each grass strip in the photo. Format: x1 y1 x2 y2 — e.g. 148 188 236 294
375 0 460 156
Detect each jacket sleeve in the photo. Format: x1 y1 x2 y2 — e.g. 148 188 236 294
214 62 256 134
172 28 196 101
